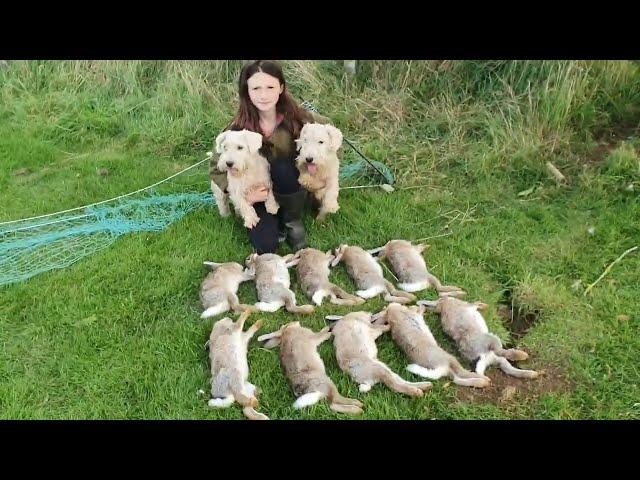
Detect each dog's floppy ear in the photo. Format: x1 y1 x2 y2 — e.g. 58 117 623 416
215 131 229 154
242 130 263 154
324 124 343 151
295 124 309 152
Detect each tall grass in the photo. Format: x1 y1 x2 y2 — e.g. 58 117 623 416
2 60 637 171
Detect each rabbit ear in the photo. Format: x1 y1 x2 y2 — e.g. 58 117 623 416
245 253 258 266
257 322 293 347
262 337 281 349
242 267 255 279
415 243 431 253
215 131 229 154
370 309 388 325
257 330 282 342
416 300 439 311
331 245 347 267
286 258 300 268
366 245 385 256
474 302 490 312
325 251 336 264
439 290 467 299
203 261 222 270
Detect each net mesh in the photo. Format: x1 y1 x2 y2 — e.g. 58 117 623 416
1 104 394 287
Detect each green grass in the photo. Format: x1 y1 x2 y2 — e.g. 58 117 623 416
1 60 639 420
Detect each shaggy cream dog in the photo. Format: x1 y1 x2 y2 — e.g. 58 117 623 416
213 129 279 228
295 123 343 222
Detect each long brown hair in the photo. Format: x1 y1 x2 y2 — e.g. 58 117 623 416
229 60 313 138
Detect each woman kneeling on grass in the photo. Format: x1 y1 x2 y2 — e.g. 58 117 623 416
210 60 330 254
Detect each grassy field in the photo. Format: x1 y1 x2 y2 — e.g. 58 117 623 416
1 60 639 420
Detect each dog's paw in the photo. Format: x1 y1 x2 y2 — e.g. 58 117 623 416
265 202 279 215
244 215 260 229
216 200 232 217
316 204 339 223
326 203 340 214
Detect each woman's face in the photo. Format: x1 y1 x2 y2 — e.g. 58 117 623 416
247 71 284 114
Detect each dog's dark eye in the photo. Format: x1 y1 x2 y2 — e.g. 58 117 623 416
318 141 324 144
237 146 243 150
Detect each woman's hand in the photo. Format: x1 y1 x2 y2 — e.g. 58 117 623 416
246 186 270 205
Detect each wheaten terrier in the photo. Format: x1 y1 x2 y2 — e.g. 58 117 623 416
295 123 343 222
213 129 279 228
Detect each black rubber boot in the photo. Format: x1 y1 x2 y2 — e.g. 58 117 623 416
274 189 308 251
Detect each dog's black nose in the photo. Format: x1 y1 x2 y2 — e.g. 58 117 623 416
226 161 234 167
305 157 314 164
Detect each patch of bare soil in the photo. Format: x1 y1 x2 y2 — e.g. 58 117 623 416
454 361 571 406
585 119 640 167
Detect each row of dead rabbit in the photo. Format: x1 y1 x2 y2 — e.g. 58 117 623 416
203 240 540 420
